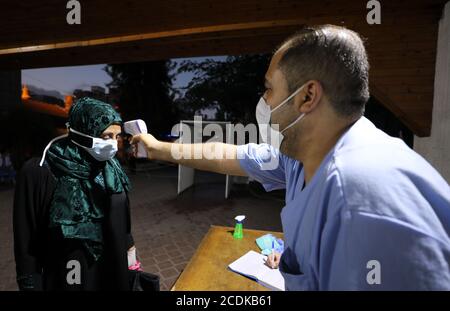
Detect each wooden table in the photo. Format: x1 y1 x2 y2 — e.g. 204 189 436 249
171 225 283 291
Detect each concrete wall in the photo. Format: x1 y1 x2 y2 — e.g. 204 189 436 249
0 70 21 114
414 2 450 184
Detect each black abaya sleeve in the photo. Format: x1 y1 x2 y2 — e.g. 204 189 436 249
126 194 135 250
13 158 56 290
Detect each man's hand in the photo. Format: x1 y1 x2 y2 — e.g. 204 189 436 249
265 252 281 269
130 133 161 160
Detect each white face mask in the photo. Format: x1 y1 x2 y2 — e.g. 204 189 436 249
69 127 118 162
256 84 307 149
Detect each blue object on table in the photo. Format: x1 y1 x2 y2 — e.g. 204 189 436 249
256 233 284 255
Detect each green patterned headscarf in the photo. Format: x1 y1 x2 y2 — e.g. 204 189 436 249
46 97 131 261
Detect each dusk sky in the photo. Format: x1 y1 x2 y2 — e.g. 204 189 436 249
21 56 226 99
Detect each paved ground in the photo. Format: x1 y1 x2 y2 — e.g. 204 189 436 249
0 162 284 291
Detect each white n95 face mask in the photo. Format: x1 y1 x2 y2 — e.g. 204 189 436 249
256 84 307 149
69 127 118 162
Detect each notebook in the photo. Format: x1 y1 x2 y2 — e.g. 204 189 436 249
228 250 285 291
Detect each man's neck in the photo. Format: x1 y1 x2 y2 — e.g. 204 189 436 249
297 118 357 185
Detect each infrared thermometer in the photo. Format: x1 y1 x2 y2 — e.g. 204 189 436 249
123 119 148 158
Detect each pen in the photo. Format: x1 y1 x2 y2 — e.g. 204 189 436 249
271 240 275 269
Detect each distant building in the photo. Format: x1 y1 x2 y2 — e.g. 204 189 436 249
73 85 119 108
27 92 65 108
91 85 106 94
21 85 72 119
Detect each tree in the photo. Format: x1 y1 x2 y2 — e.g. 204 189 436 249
105 61 179 139
176 54 271 124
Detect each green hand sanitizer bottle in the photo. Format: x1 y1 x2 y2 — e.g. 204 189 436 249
233 215 246 239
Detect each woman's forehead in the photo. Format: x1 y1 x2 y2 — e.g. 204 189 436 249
102 124 122 134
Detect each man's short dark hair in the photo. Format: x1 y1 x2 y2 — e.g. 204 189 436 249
276 25 370 117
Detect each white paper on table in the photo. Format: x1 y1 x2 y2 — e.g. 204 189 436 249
228 250 285 291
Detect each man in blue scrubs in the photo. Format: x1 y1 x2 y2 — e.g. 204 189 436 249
131 25 450 290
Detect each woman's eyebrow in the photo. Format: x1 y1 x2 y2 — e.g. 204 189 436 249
101 132 115 137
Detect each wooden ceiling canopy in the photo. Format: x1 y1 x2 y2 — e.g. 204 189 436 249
0 0 446 136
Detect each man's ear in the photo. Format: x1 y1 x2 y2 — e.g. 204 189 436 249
294 80 323 113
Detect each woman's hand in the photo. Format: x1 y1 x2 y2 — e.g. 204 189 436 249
265 252 281 269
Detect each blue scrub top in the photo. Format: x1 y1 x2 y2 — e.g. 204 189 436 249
237 117 450 290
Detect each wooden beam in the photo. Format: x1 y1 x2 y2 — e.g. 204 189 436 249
0 20 305 56
0 0 446 136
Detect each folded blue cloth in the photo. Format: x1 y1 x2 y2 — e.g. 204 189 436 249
256 233 284 255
